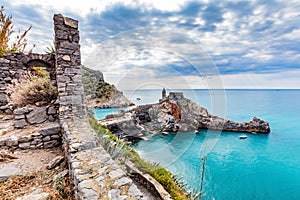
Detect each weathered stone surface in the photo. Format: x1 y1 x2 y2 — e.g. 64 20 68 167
39 123 61 136
0 105 9 110
26 107 48 124
14 114 25 120
16 192 49 200
44 140 60 148
6 136 18 146
128 184 143 197
19 142 31 149
53 170 69 181
31 188 43 195
63 16 78 29
47 155 64 169
113 177 132 187
13 108 30 115
108 189 121 200
79 188 99 200
0 166 22 180
2 115 13 120
19 136 32 143
47 106 57 114
42 136 51 142
0 93 7 105
108 169 125 179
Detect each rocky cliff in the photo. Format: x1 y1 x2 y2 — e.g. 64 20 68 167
99 91 270 141
82 66 134 108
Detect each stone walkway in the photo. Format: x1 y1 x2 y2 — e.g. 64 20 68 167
62 119 155 200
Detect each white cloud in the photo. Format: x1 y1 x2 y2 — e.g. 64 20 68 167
5 0 300 89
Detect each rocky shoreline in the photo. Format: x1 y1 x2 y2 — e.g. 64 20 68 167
99 90 270 141
93 92 135 108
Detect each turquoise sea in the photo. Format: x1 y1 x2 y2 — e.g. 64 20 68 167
94 89 300 200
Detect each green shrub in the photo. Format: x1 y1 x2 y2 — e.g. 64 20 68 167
88 117 188 200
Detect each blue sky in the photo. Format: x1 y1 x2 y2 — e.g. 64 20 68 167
2 0 300 89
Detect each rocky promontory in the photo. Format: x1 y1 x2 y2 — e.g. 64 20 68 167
82 66 134 108
99 90 270 141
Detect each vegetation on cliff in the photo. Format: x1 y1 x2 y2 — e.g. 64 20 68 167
88 118 188 200
82 66 120 100
82 66 133 107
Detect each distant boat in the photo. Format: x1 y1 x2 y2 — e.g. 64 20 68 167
194 130 200 134
239 135 247 139
162 131 169 135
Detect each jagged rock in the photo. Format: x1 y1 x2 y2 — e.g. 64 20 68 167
16 192 49 200
26 107 48 124
94 94 134 108
100 91 271 137
46 155 64 170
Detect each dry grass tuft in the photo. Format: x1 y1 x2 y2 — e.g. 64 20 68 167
0 6 32 56
6 70 57 106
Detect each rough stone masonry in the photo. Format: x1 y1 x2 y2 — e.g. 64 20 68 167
53 14 154 200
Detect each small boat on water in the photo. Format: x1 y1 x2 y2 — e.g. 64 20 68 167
194 130 200 134
162 131 169 135
239 135 247 139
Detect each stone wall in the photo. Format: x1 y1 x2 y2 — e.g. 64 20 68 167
13 103 59 129
0 53 55 108
53 14 149 200
0 13 172 200
0 122 61 150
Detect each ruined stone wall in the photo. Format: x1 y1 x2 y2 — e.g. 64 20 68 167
0 53 55 108
53 14 146 200
0 13 171 200
0 50 61 151
0 123 61 150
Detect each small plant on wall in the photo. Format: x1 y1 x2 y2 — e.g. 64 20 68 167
7 67 57 106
